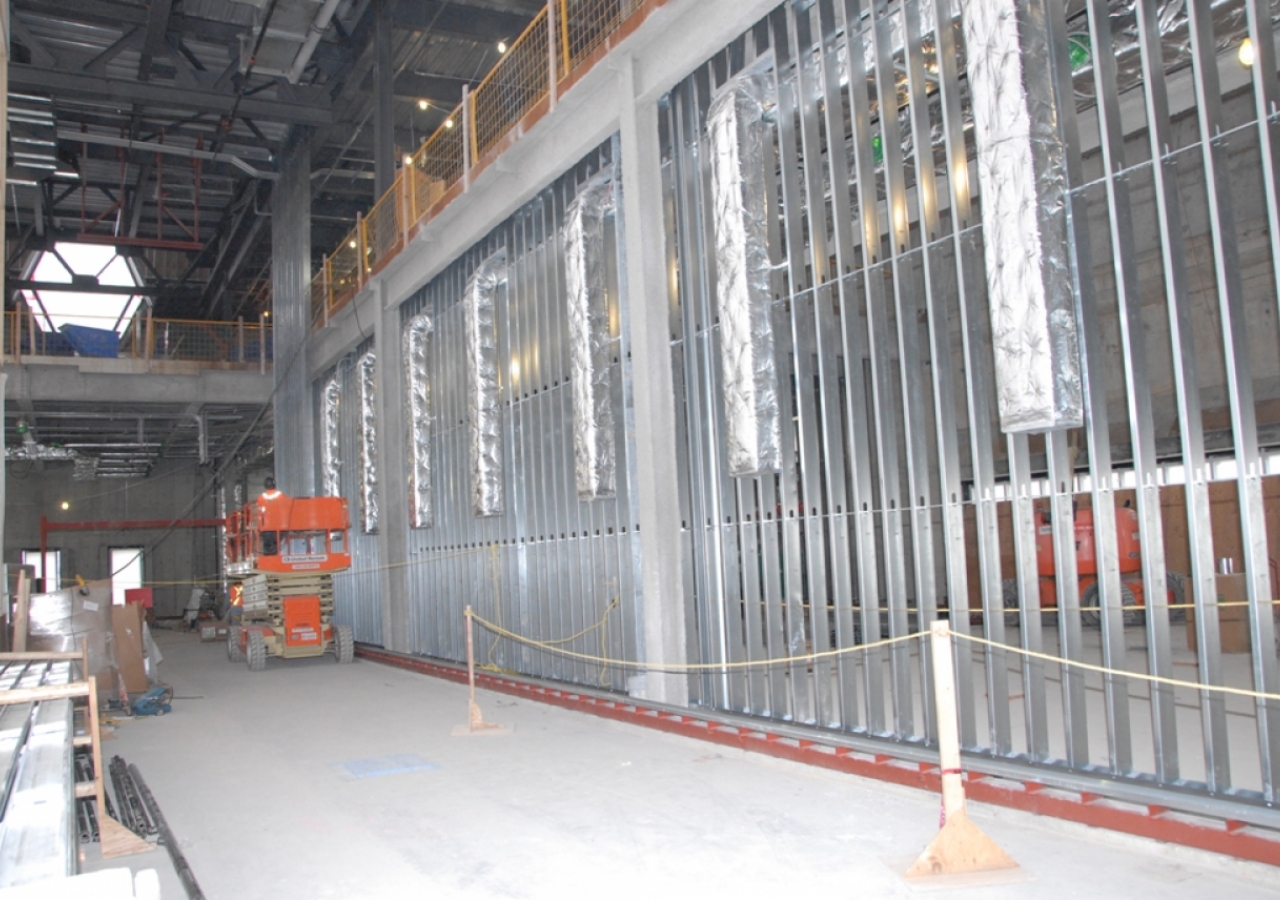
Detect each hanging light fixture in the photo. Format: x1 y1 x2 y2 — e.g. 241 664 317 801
1239 37 1256 67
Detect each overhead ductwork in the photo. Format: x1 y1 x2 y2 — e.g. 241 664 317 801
242 0 345 85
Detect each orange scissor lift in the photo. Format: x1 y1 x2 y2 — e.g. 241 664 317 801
224 487 355 671
1002 505 1184 626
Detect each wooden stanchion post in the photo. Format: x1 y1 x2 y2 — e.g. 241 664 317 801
905 621 1018 880
452 605 508 736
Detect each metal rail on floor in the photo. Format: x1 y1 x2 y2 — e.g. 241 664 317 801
356 643 1280 868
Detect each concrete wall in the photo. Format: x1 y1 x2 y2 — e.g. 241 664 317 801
5 459 223 618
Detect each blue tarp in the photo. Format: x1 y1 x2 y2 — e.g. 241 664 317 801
59 324 120 358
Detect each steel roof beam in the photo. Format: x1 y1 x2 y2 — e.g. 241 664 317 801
393 71 474 106
12 280 201 297
10 65 333 126
138 0 175 82
14 1 250 46
392 1 533 42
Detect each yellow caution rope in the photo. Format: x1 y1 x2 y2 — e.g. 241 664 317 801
466 608 924 673
952 631 1280 703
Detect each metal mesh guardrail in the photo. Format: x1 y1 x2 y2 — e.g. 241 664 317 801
5 309 272 367
310 1 662 327
473 8 553 159
560 0 646 72
363 177 405 276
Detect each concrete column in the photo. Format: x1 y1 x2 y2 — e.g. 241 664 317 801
618 56 689 707
1 1 9 575
271 128 316 496
373 281 411 651
373 0 396 197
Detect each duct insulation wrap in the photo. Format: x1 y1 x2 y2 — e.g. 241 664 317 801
404 313 434 528
7 439 79 462
961 0 1083 433
358 350 379 533
707 70 782 476
466 249 508 517
565 175 617 500
217 483 228 597
320 375 342 497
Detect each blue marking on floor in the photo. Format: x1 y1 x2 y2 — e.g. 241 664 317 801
332 753 440 780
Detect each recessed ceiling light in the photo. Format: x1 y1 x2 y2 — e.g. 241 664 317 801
60 501 70 511
418 99 429 110
404 154 413 165
497 41 507 53
445 118 454 129
349 240 358 249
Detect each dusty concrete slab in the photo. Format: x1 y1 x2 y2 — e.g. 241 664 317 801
99 630 1279 900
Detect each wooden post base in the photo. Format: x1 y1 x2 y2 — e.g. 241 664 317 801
451 701 510 737
905 809 1018 879
99 815 153 859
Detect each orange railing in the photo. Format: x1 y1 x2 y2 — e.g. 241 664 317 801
311 0 663 327
5 307 272 369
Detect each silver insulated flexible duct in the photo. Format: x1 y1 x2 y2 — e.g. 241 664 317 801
707 68 783 476
465 249 508 518
358 350 379 534
404 313 434 528
565 174 617 500
961 0 1083 433
321 374 342 497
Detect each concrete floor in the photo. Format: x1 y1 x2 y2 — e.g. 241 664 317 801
87 629 1280 900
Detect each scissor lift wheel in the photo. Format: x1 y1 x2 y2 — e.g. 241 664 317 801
246 630 267 672
333 624 354 664
227 626 245 662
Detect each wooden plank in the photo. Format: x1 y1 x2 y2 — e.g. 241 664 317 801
12 573 30 654
0 683 90 706
90 676 150 859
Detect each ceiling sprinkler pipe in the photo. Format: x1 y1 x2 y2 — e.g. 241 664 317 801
286 0 344 85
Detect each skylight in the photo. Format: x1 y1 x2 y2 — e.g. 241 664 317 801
21 242 143 334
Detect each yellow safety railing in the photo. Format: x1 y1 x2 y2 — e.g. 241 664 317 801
560 0 648 73
473 8 552 160
363 175 405 275
310 0 667 327
4 308 272 368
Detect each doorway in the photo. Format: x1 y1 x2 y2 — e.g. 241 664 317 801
110 547 144 606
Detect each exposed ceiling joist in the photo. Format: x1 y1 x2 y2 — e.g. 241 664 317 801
9 65 334 126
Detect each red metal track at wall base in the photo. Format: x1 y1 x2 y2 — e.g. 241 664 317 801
357 646 1280 868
